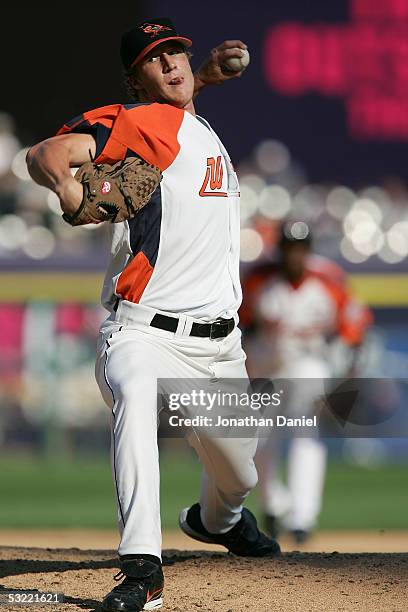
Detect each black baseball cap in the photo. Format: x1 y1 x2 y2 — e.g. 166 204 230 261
121 17 192 69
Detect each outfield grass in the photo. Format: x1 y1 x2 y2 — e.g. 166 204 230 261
0 452 407 530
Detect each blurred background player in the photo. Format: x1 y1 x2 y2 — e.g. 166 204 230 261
241 220 372 543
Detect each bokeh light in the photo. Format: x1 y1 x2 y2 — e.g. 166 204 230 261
255 139 290 175
22 226 56 259
284 220 310 240
378 243 407 264
240 227 264 262
386 221 408 257
240 174 266 194
326 186 356 219
259 185 291 219
0 120 20 176
340 237 369 263
240 185 259 221
0 215 28 250
352 198 383 225
47 191 62 215
11 147 31 181
292 185 326 219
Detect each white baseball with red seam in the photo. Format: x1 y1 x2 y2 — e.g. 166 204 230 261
222 48 250 72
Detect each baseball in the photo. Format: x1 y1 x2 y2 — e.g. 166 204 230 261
222 48 250 73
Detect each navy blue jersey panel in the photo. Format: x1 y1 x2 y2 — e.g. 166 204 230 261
124 146 152 166
66 113 84 128
125 147 139 160
69 119 92 135
93 124 111 159
123 103 150 110
128 184 162 267
68 122 110 159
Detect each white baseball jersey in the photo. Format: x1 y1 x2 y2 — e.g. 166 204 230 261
59 103 241 321
257 268 370 367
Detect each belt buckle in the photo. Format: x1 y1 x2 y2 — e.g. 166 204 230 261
209 319 231 340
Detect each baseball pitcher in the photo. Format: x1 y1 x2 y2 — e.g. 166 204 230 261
26 17 279 612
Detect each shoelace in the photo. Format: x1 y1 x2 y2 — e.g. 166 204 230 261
112 571 149 594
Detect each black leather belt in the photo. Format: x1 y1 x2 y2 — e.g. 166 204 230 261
150 313 235 339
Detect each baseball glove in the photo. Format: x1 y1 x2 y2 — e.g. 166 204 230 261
62 156 162 226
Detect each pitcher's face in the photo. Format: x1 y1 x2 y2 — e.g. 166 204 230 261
134 42 195 109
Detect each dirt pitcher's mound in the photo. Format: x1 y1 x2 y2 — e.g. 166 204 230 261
0 546 407 612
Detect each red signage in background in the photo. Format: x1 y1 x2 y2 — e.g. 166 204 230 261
264 0 408 140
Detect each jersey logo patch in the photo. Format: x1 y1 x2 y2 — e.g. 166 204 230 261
199 156 228 197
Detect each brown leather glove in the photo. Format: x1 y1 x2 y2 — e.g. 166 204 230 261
62 156 162 226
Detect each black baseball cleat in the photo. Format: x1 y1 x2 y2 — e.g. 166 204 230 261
101 556 164 611
290 529 312 546
179 503 281 558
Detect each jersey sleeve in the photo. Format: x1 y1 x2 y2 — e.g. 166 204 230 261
319 275 373 345
57 102 184 170
57 104 123 162
308 259 373 346
239 263 278 332
337 289 373 346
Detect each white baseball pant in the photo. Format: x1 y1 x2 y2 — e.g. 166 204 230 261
95 301 258 559
256 357 329 531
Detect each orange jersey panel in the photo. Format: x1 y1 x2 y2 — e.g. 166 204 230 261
116 251 154 304
57 103 184 171
310 269 373 345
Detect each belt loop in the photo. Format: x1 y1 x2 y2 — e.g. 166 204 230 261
175 314 188 337
114 299 123 322
174 315 194 337
182 317 193 337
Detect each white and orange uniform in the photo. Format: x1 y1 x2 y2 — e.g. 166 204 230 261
257 260 369 374
59 102 257 558
59 103 241 318
242 257 372 531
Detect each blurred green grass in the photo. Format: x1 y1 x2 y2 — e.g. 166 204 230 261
0 452 407 530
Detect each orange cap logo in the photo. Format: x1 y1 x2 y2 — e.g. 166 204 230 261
141 23 172 37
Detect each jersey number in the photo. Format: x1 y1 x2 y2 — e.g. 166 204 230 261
199 156 228 197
